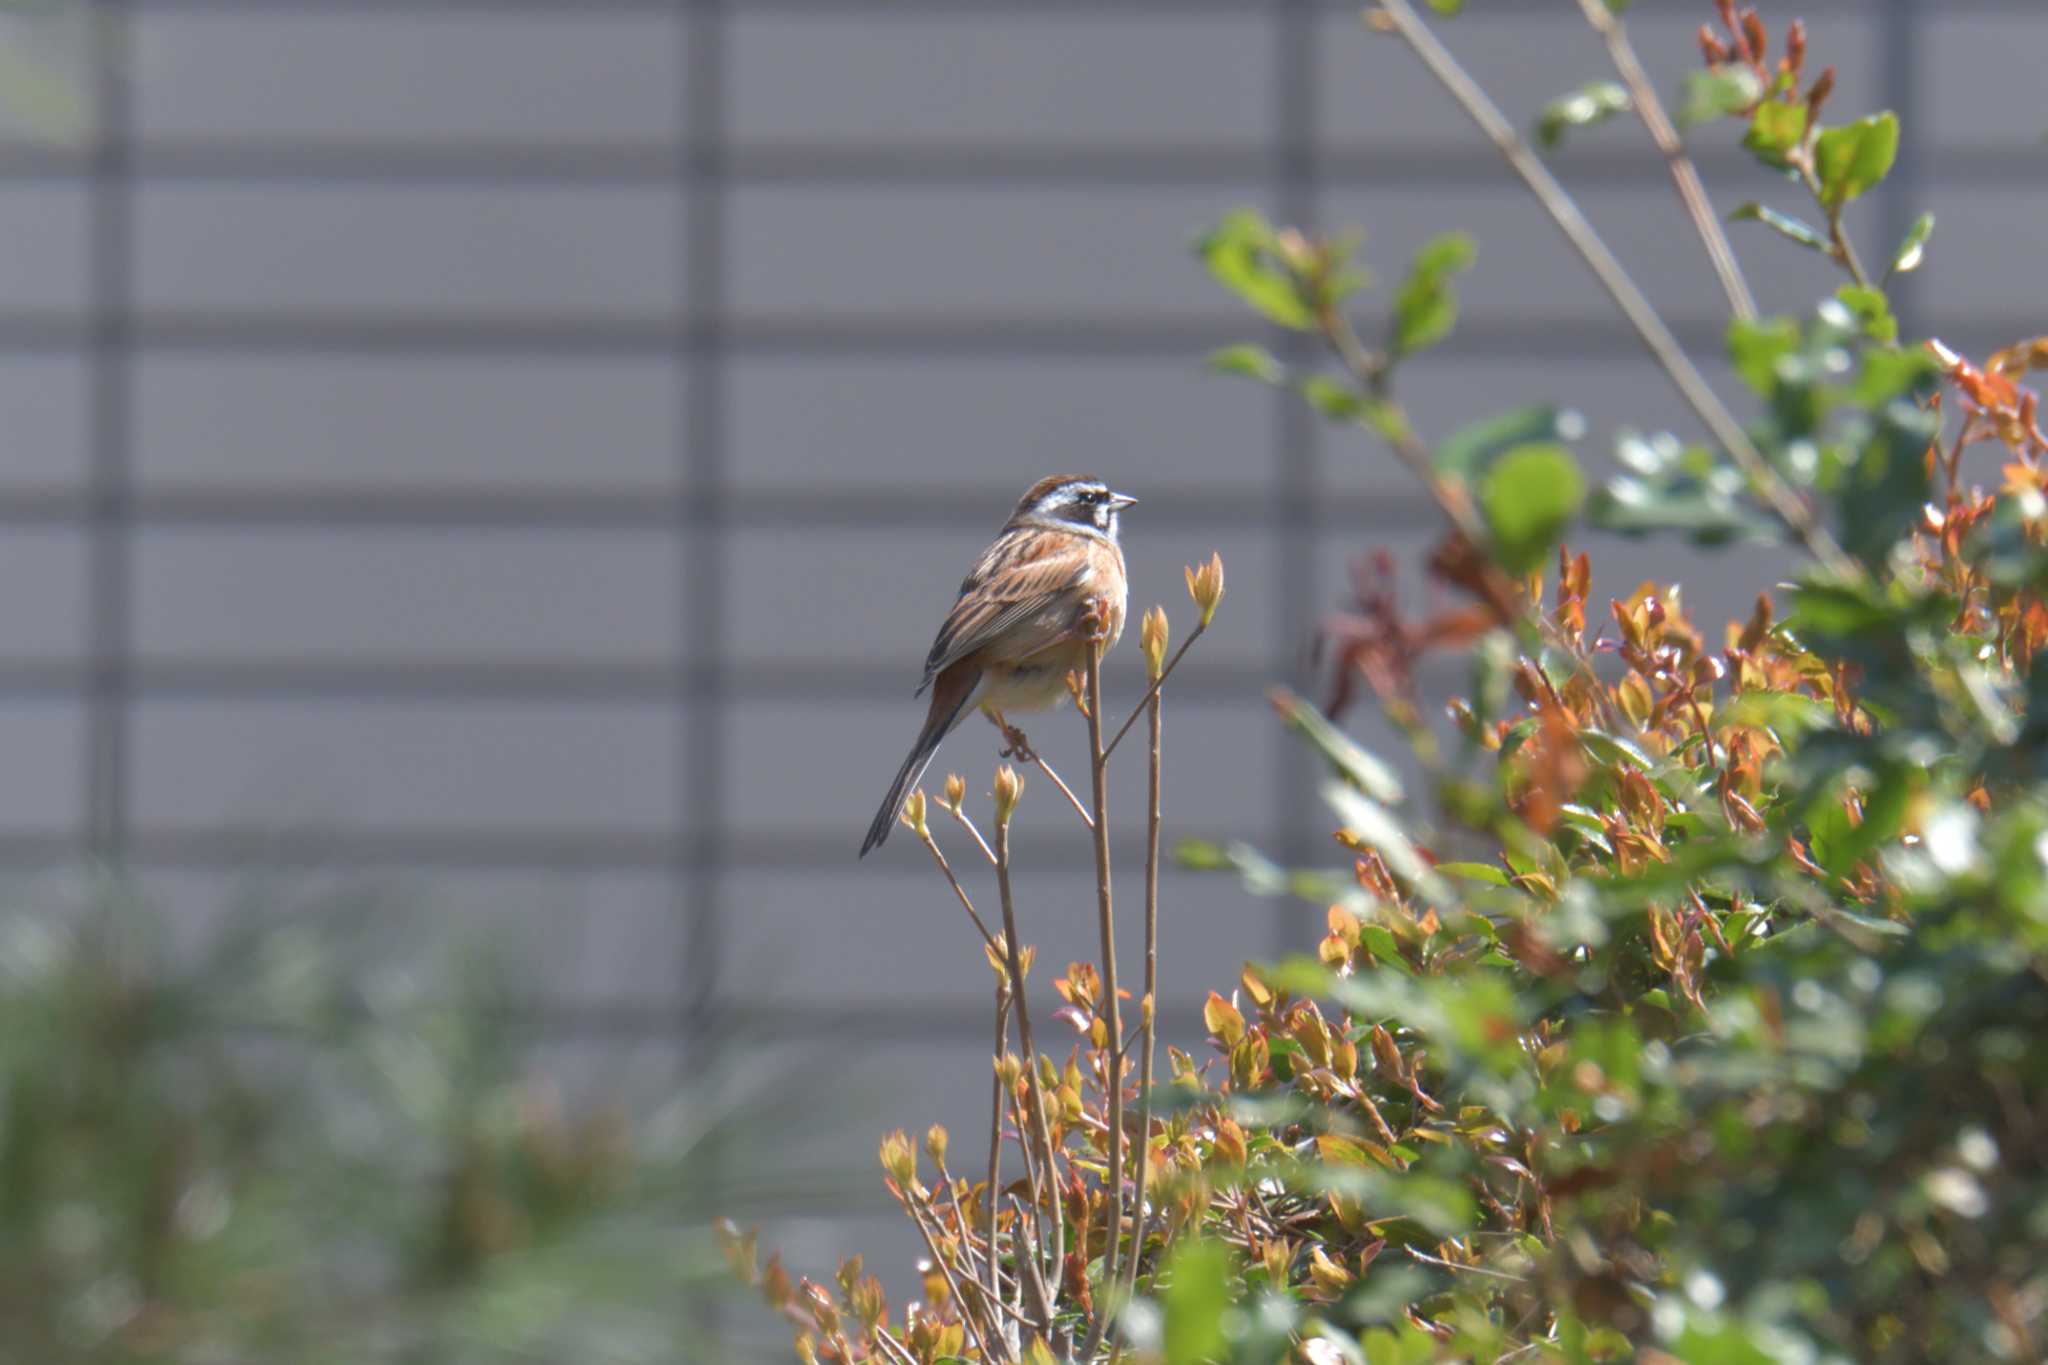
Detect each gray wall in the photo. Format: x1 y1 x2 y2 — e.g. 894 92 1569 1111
0 0 2037 1299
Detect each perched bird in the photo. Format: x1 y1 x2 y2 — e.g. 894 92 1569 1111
860 474 1136 857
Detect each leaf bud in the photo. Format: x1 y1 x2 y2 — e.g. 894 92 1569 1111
1185 551 1226 627
1139 605 1169 681
992 765 1024 826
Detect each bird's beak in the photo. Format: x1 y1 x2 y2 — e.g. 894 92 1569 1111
1108 492 1139 510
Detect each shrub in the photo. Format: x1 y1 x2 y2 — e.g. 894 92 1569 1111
739 3 2047 1362
0 880 822 1363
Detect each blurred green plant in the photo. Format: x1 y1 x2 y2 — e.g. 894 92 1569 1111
738 2 2048 1363
0 875 837 1363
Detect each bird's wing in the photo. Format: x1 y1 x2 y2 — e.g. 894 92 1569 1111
916 527 1098 694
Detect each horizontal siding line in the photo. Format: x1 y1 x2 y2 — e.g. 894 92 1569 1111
0 829 1294 870
0 484 1443 528
0 313 2026 356
0 658 1321 702
0 314 2028 358
0 142 2031 186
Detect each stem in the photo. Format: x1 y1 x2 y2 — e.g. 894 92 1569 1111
947 804 999 866
1030 752 1096 830
1370 0 1854 579
986 986 1007 1332
1119 675 1165 1313
1079 637 1125 1360
916 827 1002 958
1101 625 1206 760
1574 0 1757 322
994 814 1065 1309
903 1188 1000 1361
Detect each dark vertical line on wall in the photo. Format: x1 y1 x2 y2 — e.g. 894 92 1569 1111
680 0 727 1075
680 0 728 1348
1273 0 1321 959
85 0 133 864
1878 0 1923 338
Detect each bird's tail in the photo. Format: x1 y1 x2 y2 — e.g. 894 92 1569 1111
860 683 977 857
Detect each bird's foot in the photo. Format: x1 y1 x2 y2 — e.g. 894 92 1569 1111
985 710 1039 763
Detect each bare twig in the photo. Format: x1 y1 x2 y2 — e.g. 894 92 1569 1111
1078 636 1126 1360
945 801 999 867
1573 0 1757 322
994 811 1065 1308
914 823 1002 958
1102 625 1206 760
1370 0 1854 578
985 985 1007 1327
1119 667 1166 1313
1030 752 1096 830
902 1188 1001 1360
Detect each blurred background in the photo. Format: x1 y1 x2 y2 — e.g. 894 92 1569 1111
0 0 2036 1358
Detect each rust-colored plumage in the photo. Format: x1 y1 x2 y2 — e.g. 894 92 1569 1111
861 475 1135 857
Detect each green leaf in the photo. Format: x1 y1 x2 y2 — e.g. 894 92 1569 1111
1207 343 1284 385
1479 443 1585 575
1535 81 1629 149
1835 285 1897 343
1390 231 1476 357
1298 374 1364 420
1162 1239 1232 1365
1272 689 1404 803
1891 211 1935 275
1195 208 1314 329
1813 112 1900 208
1740 99 1809 167
1729 202 1828 253
1676 66 1761 128
1434 403 1583 480
1727 316 1800 395
1436 861 1510 887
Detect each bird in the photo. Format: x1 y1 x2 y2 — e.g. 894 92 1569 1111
860 474 1137 857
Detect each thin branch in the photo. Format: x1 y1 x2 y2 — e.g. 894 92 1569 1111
988 710 1095 829
915 825 1002 958
1101 625 1206 760
1030 752 1096 830
994 812 1066 1306
1078 635 1126 1361
901 1188 1001 1361
1119 672 1166 1314
1574 0 1757 322
946 803 999 867
1004 1193 1058 1342
1403 1244 1530 1284
1370 0 1855 579
985 985 1008 1331
869 1327 922 1365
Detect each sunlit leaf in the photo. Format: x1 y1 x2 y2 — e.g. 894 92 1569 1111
1479 443 1585 575
1814 112 1900 208
1890 211 1934 275
1391 231 1476 358
1207 343 1285 384
1435 404 1584 480
1729 202 1828 254
1535 81 1629 149
1195 208 1315 329
1740 99 1808 167
1676 66 1761 128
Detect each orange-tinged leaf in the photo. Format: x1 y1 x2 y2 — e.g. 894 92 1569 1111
1204 991 1246 1047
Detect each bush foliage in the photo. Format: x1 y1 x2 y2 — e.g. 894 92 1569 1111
739 4 2048 1364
